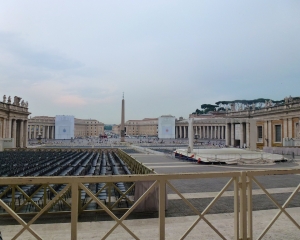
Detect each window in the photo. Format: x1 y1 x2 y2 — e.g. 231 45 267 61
275 125 281 142
257 126 263 142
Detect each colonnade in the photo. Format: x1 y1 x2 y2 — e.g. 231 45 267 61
225 121 250 148
175 121 252 148
28 125 55 140
0 118 28 147
175 125 226 140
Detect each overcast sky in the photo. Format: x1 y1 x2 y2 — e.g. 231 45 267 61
1 1 300 124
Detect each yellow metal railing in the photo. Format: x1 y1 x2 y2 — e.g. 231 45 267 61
0 169 299 239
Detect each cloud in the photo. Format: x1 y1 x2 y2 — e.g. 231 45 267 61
54 95 87 107
0 32 83 71
1 1 300 123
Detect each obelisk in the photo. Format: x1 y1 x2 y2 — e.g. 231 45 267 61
120 93 125 142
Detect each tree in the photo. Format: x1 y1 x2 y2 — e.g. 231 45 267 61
200 104 218 113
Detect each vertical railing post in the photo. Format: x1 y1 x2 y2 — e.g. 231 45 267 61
43 184 47 207
159 179 166 240
71 182 79 240
12 185 16 211
240 171 247 239
78 187 81 214
234 176 239 240
247 175 253 240
108 183 112 209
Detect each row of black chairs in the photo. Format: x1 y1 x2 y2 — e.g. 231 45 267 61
1 150 133 212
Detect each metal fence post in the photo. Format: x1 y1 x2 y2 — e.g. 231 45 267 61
240 171 247 239
159 179 166 240
71 182 79 240
12 185 15 211
247 175 253 240
234 176 239 240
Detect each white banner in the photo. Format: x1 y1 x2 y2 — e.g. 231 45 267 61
158 116 175 139
55 115 74 139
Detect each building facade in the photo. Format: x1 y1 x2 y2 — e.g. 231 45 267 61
226 96 300 149
28 116 104 139
176 96 300 150
125 118 158 136
0 95 30 148
113 118 158 137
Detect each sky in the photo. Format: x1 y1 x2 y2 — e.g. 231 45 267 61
1 1 300 124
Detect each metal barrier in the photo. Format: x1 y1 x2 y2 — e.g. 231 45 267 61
245 169 300 240
0 169 299 239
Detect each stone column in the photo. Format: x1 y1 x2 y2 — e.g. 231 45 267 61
8 118 12 138
33 125 36 139
200 126 202 139
288 118 293 138
0 120 2 138
183 126 186 138
188 118 194 153
225 123 230 146
246 122 250 148
268 121 272 147
220 126 223 139
24 120 28 147
240 122 245 148
52 126 55 139
19 120 24 148
42 126 45 138
0 119 5 138
45 126 48 138
264 121 268 147
214 126 216 139
44 126 47 139
12 119 17 147
27 125 30 140
210 126 213 139
221 126 223 139
231 123 235 147
283 119 288 138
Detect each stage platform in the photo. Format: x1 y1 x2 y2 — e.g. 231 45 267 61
174 148 285 164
